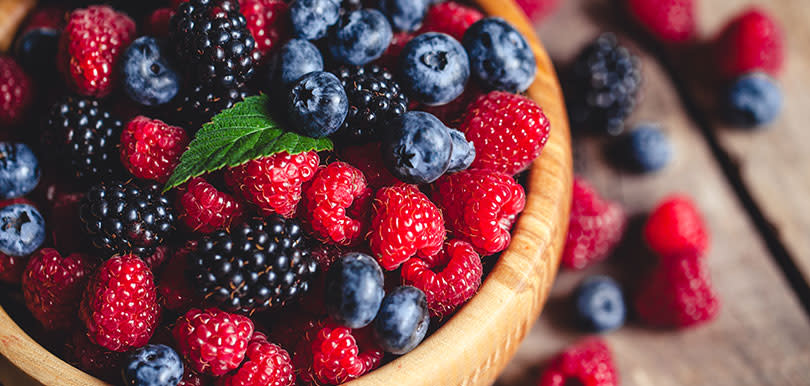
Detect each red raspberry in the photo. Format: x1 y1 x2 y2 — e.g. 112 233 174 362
22 248 96 330
644 195 709 259
49 192 90 253
57 6 136 97
401 240 482 318
173 307 255 376
416 83 483 127
303 162 372 245
537 337 619 386
370 184 446 271
225 151 320 217
145 8 174 38
635 255 720 328
158 242 200 312
0 56 33 127
0 254 26 284
268 312 324 352
239 0 290 60
298 324 383 385
67 331 124 383
460 91 551 175
121 116 190 183
144 245 171 271
178 177 244 233
515 0 560 23
338 142 399 189
431 169 525 255
218 334 295 386
80 254 159 352
20 5 67 33
714 8 784 78
376 32 414 70
419 1 484 42
626 0 695 43
179 367 210 386
562 178 627 270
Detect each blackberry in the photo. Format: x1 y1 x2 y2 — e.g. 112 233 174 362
189 216 318 313
79 180 175 258
42 96 124 181
169 0 259 88
332 65 408 143
565 34 641 135
174 84 250 131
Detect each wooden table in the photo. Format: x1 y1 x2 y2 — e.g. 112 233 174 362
497 0 810 385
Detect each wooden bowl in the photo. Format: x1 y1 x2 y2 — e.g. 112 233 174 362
0 0 572 384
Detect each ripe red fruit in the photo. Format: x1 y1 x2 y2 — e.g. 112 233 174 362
515 0 560 23
376 32 414 71
715 8 784 78
644 195 709 259
177 177 243 233
419 1 484 42
49 192 90 254
297 323 384 385
537 337 619 386
66 331 124 383
239 0 290 61
626 0 696 43
157 242 200 313
302 162 372 246
145 8 174 38
173 308 255 376
562 178 627 270
0 254 26 284
219 333 295 386
338 142 399 189
416 82 483 127
120 116 190 183
0 56 33 127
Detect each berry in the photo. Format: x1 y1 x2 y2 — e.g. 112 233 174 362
419 2 483 42
723 72 783 128
432 169 525 255
326 252 385 328
715 8 784 79
79 180 176 257
145 8 174 37
644 195 709 259
57 6 136 97
225 150 319 217
379 0 430 32
80 254 159 352
635 255 720 328
562 178 626 270
189 216 318 312
120 116 190 183
123 344 185 386
566 33 641 135
0 142 40 199
446 128 475 173
515 0 560 22
0 56 33 127
339 142 399 189
13 6 65 77
121 36 181 106
289 0 341 41
304 323 383 384
625 124 672 172
376 31 414 70
400 32 470 106
460 91 550 175
328 9 393 66
173 308 255 376
175 84 250 130
537 337 618 386
574 276 626 333
240 0 291 60
415 81 483 126
331 64 409 144
401 239 482 317
373 285 430 354
157 242 200 312
49 192 90 253
382 111 453 184
22 248 95 330
302 162 372 245
0 253 26 283
463 17 537 93
67 331 125 382
275 38 324 86
177 177 243 233
626 0 696 43
219 335 295 386
288 71 349 138
0 204 46 257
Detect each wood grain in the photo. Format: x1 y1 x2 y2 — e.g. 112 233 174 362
0 0 35 53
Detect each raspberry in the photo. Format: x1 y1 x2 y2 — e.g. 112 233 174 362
537 337 619 386
303 162 372 245
401 240 482 318
49 192 90 253
239 0 291 60
219 334 295 386
145 8 174 38
715 8 784 79
460 91 550 175
67 331 124 383
179 367 209 386
144 245 171 271
57 6 136 97
626 0 696 43
299 324 384 385
562 178 627 270
338 142 399 189
431 169 525 255
0 56 33 127
643 195 709 259
376 32 414 70
370 184 445 271
635 255 720 328
22 248 96 330
515 0 560 23
120 116 190 183
80 254 159 352
0 253 26 284
416 82 483 127
419 1 484 42
173 307 255 376
225 151 319 217
157 242 199 312
177 177 243 233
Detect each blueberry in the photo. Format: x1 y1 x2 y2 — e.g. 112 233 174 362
373 285 430 355
446 128 475 173
0 204 45 257
121 36 181 106
329 9 393 66
290 0 341 41
14 28 59 77
288 71 349 138
400 32 470 106
382 111 453 184
378 0 430 32
122 344 184 386
574 276 626 333
326 252 385 329
624 125 672 172
724 72 783 128
0 143 40 199
463 17 537 93
277 39 324 86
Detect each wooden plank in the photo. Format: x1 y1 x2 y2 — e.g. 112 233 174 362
496 1 810 384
